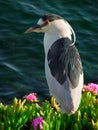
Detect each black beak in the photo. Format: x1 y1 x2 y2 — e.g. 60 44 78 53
24 24 42 33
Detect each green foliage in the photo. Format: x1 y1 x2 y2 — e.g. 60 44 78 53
0 92 98 130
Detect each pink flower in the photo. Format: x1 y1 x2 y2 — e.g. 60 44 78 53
88 83 98 93
83 85 91 91
83 83 98 94
25 93 37 102
32 117 43 130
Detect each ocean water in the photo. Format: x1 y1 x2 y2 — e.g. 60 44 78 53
0 0 98 103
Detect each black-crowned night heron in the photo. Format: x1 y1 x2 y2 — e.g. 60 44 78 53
24 14 84 114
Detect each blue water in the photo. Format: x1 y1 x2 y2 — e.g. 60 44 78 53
0 0 98 103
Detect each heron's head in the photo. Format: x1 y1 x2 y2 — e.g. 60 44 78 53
24 14 76 45
24 14 66 34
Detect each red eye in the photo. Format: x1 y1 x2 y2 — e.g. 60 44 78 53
45 20 50 25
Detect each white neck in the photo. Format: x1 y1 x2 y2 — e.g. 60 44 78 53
43 20 72 55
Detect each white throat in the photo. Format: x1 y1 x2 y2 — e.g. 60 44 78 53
43 19 75 55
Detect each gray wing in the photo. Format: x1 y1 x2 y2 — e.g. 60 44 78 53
47 38 83 88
